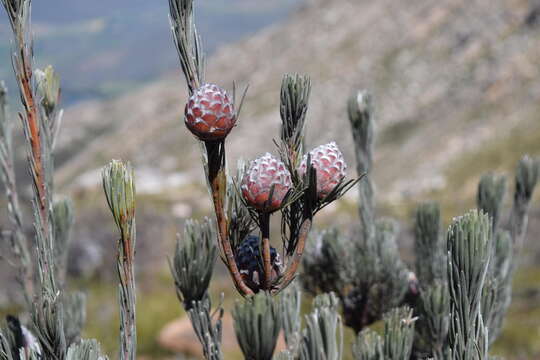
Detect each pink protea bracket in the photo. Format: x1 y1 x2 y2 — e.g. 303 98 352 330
299 142 347 199
241 153 292 212
185 83 236 141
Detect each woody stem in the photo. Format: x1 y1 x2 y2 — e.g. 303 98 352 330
278 219 312 293
259 212 272 291
205 141 254 296
13 17 49 293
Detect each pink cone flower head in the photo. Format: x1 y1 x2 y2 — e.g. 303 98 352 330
299 142 347 199
241 153 292 211
184 83 236 141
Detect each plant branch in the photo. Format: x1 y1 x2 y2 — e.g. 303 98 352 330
0 81 33 307
205 141 253 296
277 219 312 293
348 91 375 242
3 0 58 296
259 212 272 290
168 0 204 94
102 160 137 360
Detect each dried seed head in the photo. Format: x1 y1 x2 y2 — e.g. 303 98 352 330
235 235 282 293
299 142 347 199
184 83 236 141
241 153 292 211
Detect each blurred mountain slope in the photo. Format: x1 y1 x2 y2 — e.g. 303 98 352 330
0 0 300 104
56 0 540 212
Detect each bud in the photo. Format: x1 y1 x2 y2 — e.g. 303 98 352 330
235 235 282 292
241 153 292 211
35 65 61 117
299 142 347 199
184 83 236 141
101 159 136 232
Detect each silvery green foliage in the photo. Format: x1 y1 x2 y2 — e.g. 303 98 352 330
352 328 383 360
280 73 311 160
302 221 410 332
62 292 87 346
0 81 33 307
382 307 416 360
185 297 223 360
1 2 82 359
1 2 69 358
227 161 255 250
414 202 445 286
345 92 409 331
477 174 506 230
170 218 217 308
233 293 282 360
509 155 539 251
476 173 510 345
353 306 416 360
299 293 342 360
168 0 204 95
35 65 63 149
17 350 40 360
31 296 66 360
413 158 538 357
302 229 350 295
169 217 223 360
53 199 75 287
300 89 537 360
414 282 449 359
278 287 346 360
278 74 316 257
0 320 18 360
273 351 295 360
475 162 538 345
481 230 512 344
302 91 410 333
279 282 302 356
102 160 136 237
348 90 374 241
341 218 409 332
65 339 108 360
0 26 99 360
413 203 450 359
0 331 13 360
447 210 491 360
0 317 42 360
102 160 137 360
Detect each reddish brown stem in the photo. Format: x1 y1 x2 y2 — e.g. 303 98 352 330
16 33 48 226
277 218 312 293
12 24 51 292
206 141 254 296
259 212 272 290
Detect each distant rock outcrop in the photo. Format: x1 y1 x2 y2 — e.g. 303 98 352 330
157 312 286 358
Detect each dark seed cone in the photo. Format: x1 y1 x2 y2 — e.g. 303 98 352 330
184 83 236 141
235 235 282 292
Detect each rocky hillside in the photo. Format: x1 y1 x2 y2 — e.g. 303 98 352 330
56 0 540 215
0 0 299 104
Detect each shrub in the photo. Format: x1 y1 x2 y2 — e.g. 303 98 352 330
0 0 538 359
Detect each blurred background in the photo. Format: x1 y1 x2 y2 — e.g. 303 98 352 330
1 0 540 358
